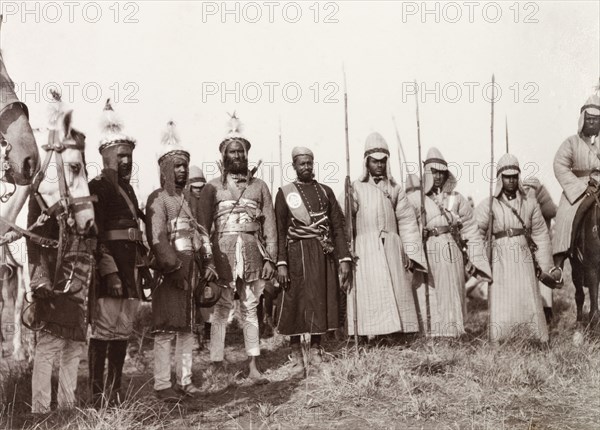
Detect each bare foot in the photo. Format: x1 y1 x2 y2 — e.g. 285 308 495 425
247 356 269 384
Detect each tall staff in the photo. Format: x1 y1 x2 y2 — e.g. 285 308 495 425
342 65 359 347
278 118 284 189
414 80 431 335
487 75 496 298
392 116 408 186
505 116 509 153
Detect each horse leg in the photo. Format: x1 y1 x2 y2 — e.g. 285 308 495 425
571 258 585 323
12 266 26 361
586 266 600 330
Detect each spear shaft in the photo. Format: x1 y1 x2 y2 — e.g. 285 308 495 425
487 75 496 313
278 119 283 189
392 116 408 186
343 66 359 348
415 81 431 336
505 116 509 153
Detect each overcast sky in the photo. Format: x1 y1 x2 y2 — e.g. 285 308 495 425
1 0 599 206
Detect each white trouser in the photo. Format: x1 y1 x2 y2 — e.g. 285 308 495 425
210 279 263 362
153 332 194 391
31 331 85 413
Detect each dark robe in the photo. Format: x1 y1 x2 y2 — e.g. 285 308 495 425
275 181 350 335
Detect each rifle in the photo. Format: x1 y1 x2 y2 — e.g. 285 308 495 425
343 66 359 347
414 80 431 335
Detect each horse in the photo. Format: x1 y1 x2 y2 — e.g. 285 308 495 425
571 180 600 332
0 36 40 204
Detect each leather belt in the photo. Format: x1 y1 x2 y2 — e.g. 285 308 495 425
424 225 451 238
218 221 260 234
493 228 526 239
102 228 143 242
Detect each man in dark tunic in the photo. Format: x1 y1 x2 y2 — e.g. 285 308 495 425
275 146 351 369
146 121 217 401
88 100 148 407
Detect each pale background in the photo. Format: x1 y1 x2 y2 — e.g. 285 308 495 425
1 0 599 207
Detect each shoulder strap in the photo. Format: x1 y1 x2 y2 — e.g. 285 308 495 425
581 136 600 162
117 184 139 223
497 197 528 230
177 195 209 236
282 183 312 225
364 181 396 208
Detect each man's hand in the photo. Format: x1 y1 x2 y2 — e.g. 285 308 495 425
105 272 123 297
0 230 21 246
33 284 54 300
339 261 352 292
203 265 218 282
277 265 290 290
165 266 187 290
261 260 275 280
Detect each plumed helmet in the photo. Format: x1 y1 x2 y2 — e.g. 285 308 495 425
98 99 136 153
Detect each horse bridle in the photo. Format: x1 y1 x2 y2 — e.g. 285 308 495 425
19 128 97 331
31 127 97 223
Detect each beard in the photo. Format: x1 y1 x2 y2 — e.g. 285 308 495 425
118 163 132 181
582 124 600 137
296 170 314 182
224 157 248 174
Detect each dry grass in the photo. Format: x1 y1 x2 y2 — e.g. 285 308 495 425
2 269 599 429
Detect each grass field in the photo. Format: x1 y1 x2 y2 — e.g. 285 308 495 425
1 266 599 429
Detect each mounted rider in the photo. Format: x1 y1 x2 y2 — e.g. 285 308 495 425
552 91 600 276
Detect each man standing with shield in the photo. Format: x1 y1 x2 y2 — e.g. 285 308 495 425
146 121 217 401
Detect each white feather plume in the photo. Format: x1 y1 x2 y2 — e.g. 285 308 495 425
100 98 123 134
47 89 64 130
161 120 180 147
226 111 244 134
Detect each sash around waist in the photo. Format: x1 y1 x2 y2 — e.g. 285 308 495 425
287 225 321 241
217 221 260 234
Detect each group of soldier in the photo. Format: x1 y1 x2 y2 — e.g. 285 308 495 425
15 88 600 413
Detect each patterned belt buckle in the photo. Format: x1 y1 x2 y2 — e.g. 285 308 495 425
128 228 138 241
507 228 514 237
432 228 439 236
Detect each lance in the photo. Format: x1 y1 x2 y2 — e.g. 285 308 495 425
414 80 431 336
278 118 284 189
392 116 408 186
343 65 359 348
505 116 509 153
486 75 496 306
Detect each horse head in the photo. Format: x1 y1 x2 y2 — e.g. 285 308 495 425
0 52 39 187
33 110 96 236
